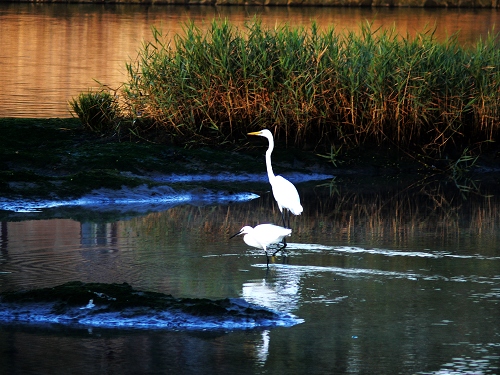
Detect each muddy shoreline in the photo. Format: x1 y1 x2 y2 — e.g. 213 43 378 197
1 118 499 217
0 118 348 200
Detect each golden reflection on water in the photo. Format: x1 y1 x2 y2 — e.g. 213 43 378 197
0 3 498 117
126 181 500 256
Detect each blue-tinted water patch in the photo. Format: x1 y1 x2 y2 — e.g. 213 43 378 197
0 185 260 213
0 172 334 213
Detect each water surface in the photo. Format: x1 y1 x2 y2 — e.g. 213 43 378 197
0 181 499 374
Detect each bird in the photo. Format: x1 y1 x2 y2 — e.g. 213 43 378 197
230 224 292 264
248 129 303 231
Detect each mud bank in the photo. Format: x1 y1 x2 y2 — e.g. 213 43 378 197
0 118 335 203
0 281 302 330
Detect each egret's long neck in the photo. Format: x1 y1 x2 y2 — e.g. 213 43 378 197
265 136 275 182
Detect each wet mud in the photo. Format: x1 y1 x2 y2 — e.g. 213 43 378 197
0 281 302 330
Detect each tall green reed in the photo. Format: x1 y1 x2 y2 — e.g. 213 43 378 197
116 19 499 157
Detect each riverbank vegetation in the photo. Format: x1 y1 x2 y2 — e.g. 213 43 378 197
70 19 500 164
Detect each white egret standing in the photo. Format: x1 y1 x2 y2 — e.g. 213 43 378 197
248 129 303 230
230 224 292 264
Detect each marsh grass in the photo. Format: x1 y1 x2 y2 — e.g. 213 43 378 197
70 89 120 135
81 20 500 158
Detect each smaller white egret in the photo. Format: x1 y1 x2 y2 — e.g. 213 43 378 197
230 224 292 264
248 129 303 230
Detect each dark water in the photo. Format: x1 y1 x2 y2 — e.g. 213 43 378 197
0 179 499 374
0 3 499 118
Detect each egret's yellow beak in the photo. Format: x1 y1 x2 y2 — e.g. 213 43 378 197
247 131 262 136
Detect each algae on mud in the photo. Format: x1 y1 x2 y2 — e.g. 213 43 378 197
0 281 302 330
0 118 332 201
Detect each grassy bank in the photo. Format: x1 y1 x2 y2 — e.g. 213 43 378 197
72 20 500 164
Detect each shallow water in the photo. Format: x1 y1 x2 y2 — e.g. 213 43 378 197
0 3 499 118
0 180 499 374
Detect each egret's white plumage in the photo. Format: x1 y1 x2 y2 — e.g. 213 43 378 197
230 224 292 260
248 129 303 228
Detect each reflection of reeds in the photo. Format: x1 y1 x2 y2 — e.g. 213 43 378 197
128 181 500 256
117 20 499 157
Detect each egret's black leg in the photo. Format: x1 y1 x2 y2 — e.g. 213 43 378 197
281 210 286 228
279 236 287 252
272 241 287 256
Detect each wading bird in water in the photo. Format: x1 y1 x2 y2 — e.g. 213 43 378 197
230 224 292 265
248 129 303 233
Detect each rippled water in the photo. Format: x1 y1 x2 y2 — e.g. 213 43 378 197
0 180 499 374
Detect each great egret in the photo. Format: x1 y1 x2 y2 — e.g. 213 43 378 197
248 129 303 229
230 224 292 264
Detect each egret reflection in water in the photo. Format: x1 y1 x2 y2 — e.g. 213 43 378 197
242 270 301 313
